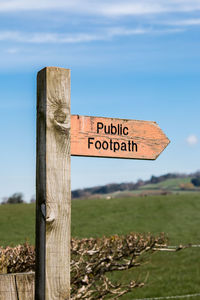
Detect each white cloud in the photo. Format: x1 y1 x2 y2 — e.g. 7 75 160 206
107 27 147 36
0 27 184 44
0 0 200 16
0 31 21 41
165 18 200 26
186 134 198 146
6 48 19 54
0 0 78 12
0 31 100 43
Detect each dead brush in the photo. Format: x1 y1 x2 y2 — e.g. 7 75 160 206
0 243 35 274
70 233 167 299
0 232 167 299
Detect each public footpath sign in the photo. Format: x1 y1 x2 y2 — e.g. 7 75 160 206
71 115 169 160
35 67 170 300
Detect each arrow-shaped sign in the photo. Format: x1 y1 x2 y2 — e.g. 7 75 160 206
71 115 170 160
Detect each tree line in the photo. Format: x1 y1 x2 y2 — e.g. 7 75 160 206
1 171 200 203
1 193 35 205
72 171 200 198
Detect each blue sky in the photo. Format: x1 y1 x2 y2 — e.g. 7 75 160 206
0 0 200 202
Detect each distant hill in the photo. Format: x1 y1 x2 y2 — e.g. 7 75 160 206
72 171 200 199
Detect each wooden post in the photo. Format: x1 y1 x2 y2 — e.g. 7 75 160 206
0 273 35 300
35 67 71 300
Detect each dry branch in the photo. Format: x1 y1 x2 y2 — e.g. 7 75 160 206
0 233 167 299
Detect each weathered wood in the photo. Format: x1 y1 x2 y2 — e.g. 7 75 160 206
36 67 71 300
71 115 170 160
0 273 35 300
0 273 17 300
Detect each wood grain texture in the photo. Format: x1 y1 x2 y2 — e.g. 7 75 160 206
0 273 17 300
0 273 34 300
71 115 170 160
36 67 71 300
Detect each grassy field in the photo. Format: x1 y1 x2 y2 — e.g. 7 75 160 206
0 193 200 299
138 177 192 191
97 177 199 199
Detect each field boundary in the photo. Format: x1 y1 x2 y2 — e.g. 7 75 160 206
135 292 200 299
154 244 200 252
1 272 200 300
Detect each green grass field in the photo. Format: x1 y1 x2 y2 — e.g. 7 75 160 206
138 177 192 191
98 177 199 199
0 193 200 299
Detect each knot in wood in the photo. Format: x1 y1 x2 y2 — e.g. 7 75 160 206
46 211 55 224
54 108 67 124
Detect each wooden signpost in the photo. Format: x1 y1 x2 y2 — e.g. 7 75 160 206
35 67 170 300
71 115 169 160
36 67 71 300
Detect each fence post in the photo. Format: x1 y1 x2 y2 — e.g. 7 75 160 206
35 67 71 300
0 273 35 300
